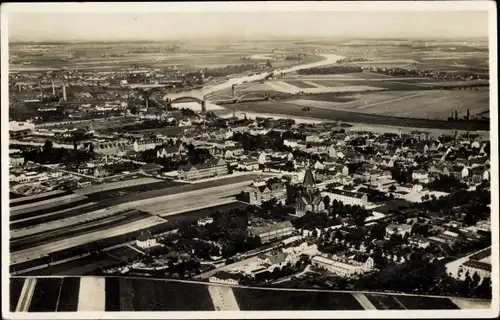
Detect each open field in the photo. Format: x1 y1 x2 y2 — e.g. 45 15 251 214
10 198 92 223
233 287 364 310
285 89 489 120
11 51 263 71
10 210 152 252
366 294 406 310
11 193 88 217
10 215 164 265
106 277 215 311
10 278 25 312
158 200 248 221
394 295 460 310
283 80 318 89
10 190 72 207
20 251 128 276
10 202 99 230
75 178 181 196
27 278 63 312
11 174 258 230
10 276 491 312
227 100 489 131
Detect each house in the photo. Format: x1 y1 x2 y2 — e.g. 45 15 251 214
10 171 62 184
398 183 423 193
408 234 430 248
157 145 182 158
209 271 242 286
10 155 25 167
238 158 260 171
311 254 374 277
133 139 163 152
284 139 301 149
327 189 369 207
136 230 157 249
305 134 322 143
197 216 214 226
248 180 287 205
77 181 92 188
428 233 460 246
385 224 412 239
256 252 290 269
248 220 294 244
447 248 492 280
178 158 228 181
328 145 338 159
412 170 430 184
93 167 109 178
282 242 319 262
461 260 491 280
140 163 164 175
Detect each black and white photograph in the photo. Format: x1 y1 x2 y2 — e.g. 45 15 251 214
1 1 498 318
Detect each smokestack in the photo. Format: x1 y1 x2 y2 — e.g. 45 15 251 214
467 109 470 120
51 79 55 95
62 83 67 101
39 82 43 99
454 110 458 120
201 100 206 114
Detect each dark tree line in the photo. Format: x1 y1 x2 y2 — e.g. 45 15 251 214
22 140 95 168
297 66 363 75
426 174 468 193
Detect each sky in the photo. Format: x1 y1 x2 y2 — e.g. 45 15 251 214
8 11 490 42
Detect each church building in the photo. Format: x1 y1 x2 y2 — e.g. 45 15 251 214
294 169 325 216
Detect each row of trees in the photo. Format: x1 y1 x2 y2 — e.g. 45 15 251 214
297 66 363 75
230 130 296 152
426 174 468 193
22 140 95 168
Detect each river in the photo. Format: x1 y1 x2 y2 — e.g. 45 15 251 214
166 53 344 102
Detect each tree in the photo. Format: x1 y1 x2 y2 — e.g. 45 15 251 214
323 195 331 210
129 105 139 115
178 223 198 239
43 140 53 153
266 59 272 68
475 277 492 299
471 271 481 288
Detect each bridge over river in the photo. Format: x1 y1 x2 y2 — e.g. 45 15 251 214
163 54 344 108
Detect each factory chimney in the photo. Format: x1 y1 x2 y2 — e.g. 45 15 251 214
51 79 56 95
39 82 44 100
467 109 470 120
62 83 67 101
454 110 458 120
